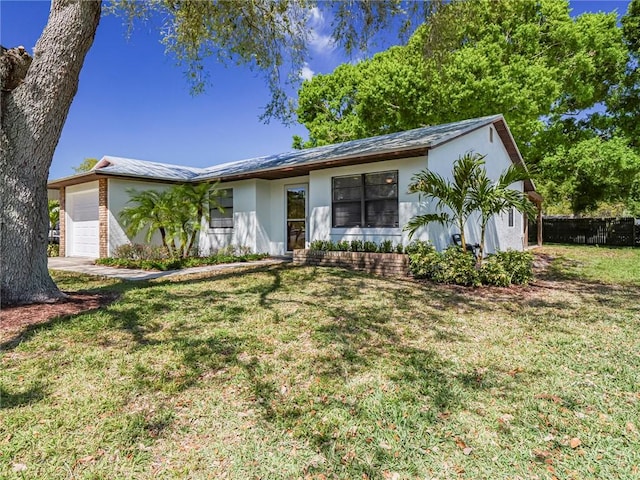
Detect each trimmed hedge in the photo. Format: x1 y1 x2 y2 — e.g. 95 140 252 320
95 243 268 271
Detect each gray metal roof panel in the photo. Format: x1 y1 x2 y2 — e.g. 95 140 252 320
49 115 503 185
194 115 502 181
95 156 207 181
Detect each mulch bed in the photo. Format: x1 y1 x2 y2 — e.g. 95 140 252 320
0 293 118 343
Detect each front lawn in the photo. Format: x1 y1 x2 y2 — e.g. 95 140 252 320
1 246 639 479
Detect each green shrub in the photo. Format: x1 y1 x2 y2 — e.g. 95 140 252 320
47 244 59 257
409 242 534 287
336 240 350 251
434 247 480 286
309 240 324 251
395 242 404 254
405 240 433 256
350 240 363 252
492 250 534 285
112 243 169 261
378 239 394 253
96 247 267 271
363 241 378 252
407 242 440 279
479 256 510 287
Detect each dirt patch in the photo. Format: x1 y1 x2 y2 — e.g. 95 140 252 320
0 293 117 343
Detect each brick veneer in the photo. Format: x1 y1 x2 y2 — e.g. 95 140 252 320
293 250 410 277
59 187 66 257
98 178 108 258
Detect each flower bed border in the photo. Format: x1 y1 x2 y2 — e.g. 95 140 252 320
293 250 410 277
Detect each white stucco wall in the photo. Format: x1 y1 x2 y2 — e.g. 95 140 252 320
199 176 310 256
425 124 525 253
103 123 525 257
107 178 173 256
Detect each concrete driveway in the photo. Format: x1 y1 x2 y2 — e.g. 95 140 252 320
48 256 288 281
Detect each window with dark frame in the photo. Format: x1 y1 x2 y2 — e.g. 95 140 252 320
508 206 515 227
332 171 399 228
210 188 233 228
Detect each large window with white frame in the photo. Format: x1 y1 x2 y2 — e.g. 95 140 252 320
210 188 233 228
332 171 399 228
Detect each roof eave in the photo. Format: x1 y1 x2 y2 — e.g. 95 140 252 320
47 171 102 189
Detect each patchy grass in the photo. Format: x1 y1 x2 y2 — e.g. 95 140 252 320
542 244 640 286
1 247 639 479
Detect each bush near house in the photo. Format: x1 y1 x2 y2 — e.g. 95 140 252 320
95 244 268 271
407 241 533 287
309 239 405 254
308 239 533 286
47 244 59 257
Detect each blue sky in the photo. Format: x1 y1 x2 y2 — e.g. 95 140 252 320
0 1 632 180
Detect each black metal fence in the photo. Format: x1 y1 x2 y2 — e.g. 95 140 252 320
528 217 639 247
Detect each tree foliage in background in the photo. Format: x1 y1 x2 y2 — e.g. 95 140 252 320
295 0 637 216
73 158 98 173
540 137 640 216
608 0 640 149
296 0 625 150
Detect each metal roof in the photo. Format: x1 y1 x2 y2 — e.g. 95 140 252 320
94 156 206 181
50 114 535 189
194 115 503 181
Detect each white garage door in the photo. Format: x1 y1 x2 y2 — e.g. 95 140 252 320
67 189 99 257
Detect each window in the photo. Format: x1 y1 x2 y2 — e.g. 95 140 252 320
489 127 494 143
210 188 233 228
508 207 515 227
332 171 398 228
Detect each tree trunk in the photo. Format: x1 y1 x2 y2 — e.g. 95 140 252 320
0 0 101 306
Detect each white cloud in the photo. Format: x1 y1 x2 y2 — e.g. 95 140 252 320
307 6 336 55
300 63 315 81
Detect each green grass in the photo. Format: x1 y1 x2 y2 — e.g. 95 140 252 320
542 244 640 286
1 246 639 479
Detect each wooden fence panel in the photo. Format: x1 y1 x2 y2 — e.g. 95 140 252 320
529 217 638 247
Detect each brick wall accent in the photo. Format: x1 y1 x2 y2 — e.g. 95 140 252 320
293 250 410 277
98 178 108 258
59 187 66 257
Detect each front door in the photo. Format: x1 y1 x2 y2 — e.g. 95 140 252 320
286 184 307 251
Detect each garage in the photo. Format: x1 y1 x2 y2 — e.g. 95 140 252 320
66 185 99 257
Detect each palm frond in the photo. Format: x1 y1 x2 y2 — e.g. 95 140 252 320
403 212 451 239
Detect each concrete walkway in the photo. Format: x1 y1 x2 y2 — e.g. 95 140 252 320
48 256 290 281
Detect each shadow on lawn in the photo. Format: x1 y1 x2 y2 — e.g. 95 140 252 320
0 383 47 409
3 261 632 428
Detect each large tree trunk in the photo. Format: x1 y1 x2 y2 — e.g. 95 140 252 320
0 0 101 306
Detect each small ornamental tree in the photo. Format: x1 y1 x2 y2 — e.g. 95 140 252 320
48 200 60 231
404 152 484 248
470 165 535 261
406 152 534 263
120 189 175 256
120 183 222 258
169 182 221 258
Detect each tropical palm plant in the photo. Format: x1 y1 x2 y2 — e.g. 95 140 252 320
120 183 223 259
120 189 175 256
404 152 485 248
470 165 535 260
172 182 221 258
48 200 60 230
